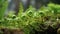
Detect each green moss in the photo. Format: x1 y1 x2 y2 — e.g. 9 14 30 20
0 3 60 34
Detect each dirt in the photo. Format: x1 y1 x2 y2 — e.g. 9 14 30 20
0 28 24 34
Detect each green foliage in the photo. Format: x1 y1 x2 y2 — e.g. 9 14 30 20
0 3 60 34
18 2 24 17
0 0 8 20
